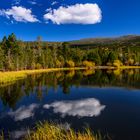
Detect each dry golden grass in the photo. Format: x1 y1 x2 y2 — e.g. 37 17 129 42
0 71 27 85
0 68 86 86
25 122 102 140
120 66 140 69
1 66 139 86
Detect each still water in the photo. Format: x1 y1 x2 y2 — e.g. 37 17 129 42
0 69 140 140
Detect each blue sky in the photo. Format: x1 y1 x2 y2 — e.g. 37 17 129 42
0 0 140 41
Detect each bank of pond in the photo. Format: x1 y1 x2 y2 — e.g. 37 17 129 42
0 66 140 87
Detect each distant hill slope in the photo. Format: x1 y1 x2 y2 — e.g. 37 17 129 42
69 35 140 48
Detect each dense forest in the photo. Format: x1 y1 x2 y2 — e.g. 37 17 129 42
0 33 140 71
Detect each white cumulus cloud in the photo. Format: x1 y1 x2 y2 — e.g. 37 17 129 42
44 3 102 24
43 98 105 117
0 6 39 22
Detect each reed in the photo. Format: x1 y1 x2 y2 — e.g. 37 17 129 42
25 122 102 140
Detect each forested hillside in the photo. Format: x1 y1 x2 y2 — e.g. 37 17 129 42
0 33 140 71
70 35 140 49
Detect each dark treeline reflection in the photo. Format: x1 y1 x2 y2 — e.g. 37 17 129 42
0 69 140 108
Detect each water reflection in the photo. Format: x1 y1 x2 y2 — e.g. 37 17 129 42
0 69 140 139
10 129 27 139
8 103 39 121
43 98 105 118
0 69 140 108
1 98 105 121
0 97 105 139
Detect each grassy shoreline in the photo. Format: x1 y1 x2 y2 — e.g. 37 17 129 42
94 66 140 69
0 67 86 86
0 66 140 86
120 66 140 69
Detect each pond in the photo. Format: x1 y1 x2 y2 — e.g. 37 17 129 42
0 69 140 140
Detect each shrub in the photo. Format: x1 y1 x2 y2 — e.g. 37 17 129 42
35 63 42 69
66 60 75 67
83 61 95 68
113 60 123 68
56 60 62 68
128 58 134 66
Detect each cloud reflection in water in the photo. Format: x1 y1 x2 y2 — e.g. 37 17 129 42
43 98 106 117
8 103 39 121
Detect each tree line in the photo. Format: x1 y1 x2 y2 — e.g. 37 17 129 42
0 33 140 71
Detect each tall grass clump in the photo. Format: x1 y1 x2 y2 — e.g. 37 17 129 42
0 132 4 140
25 122 103 140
